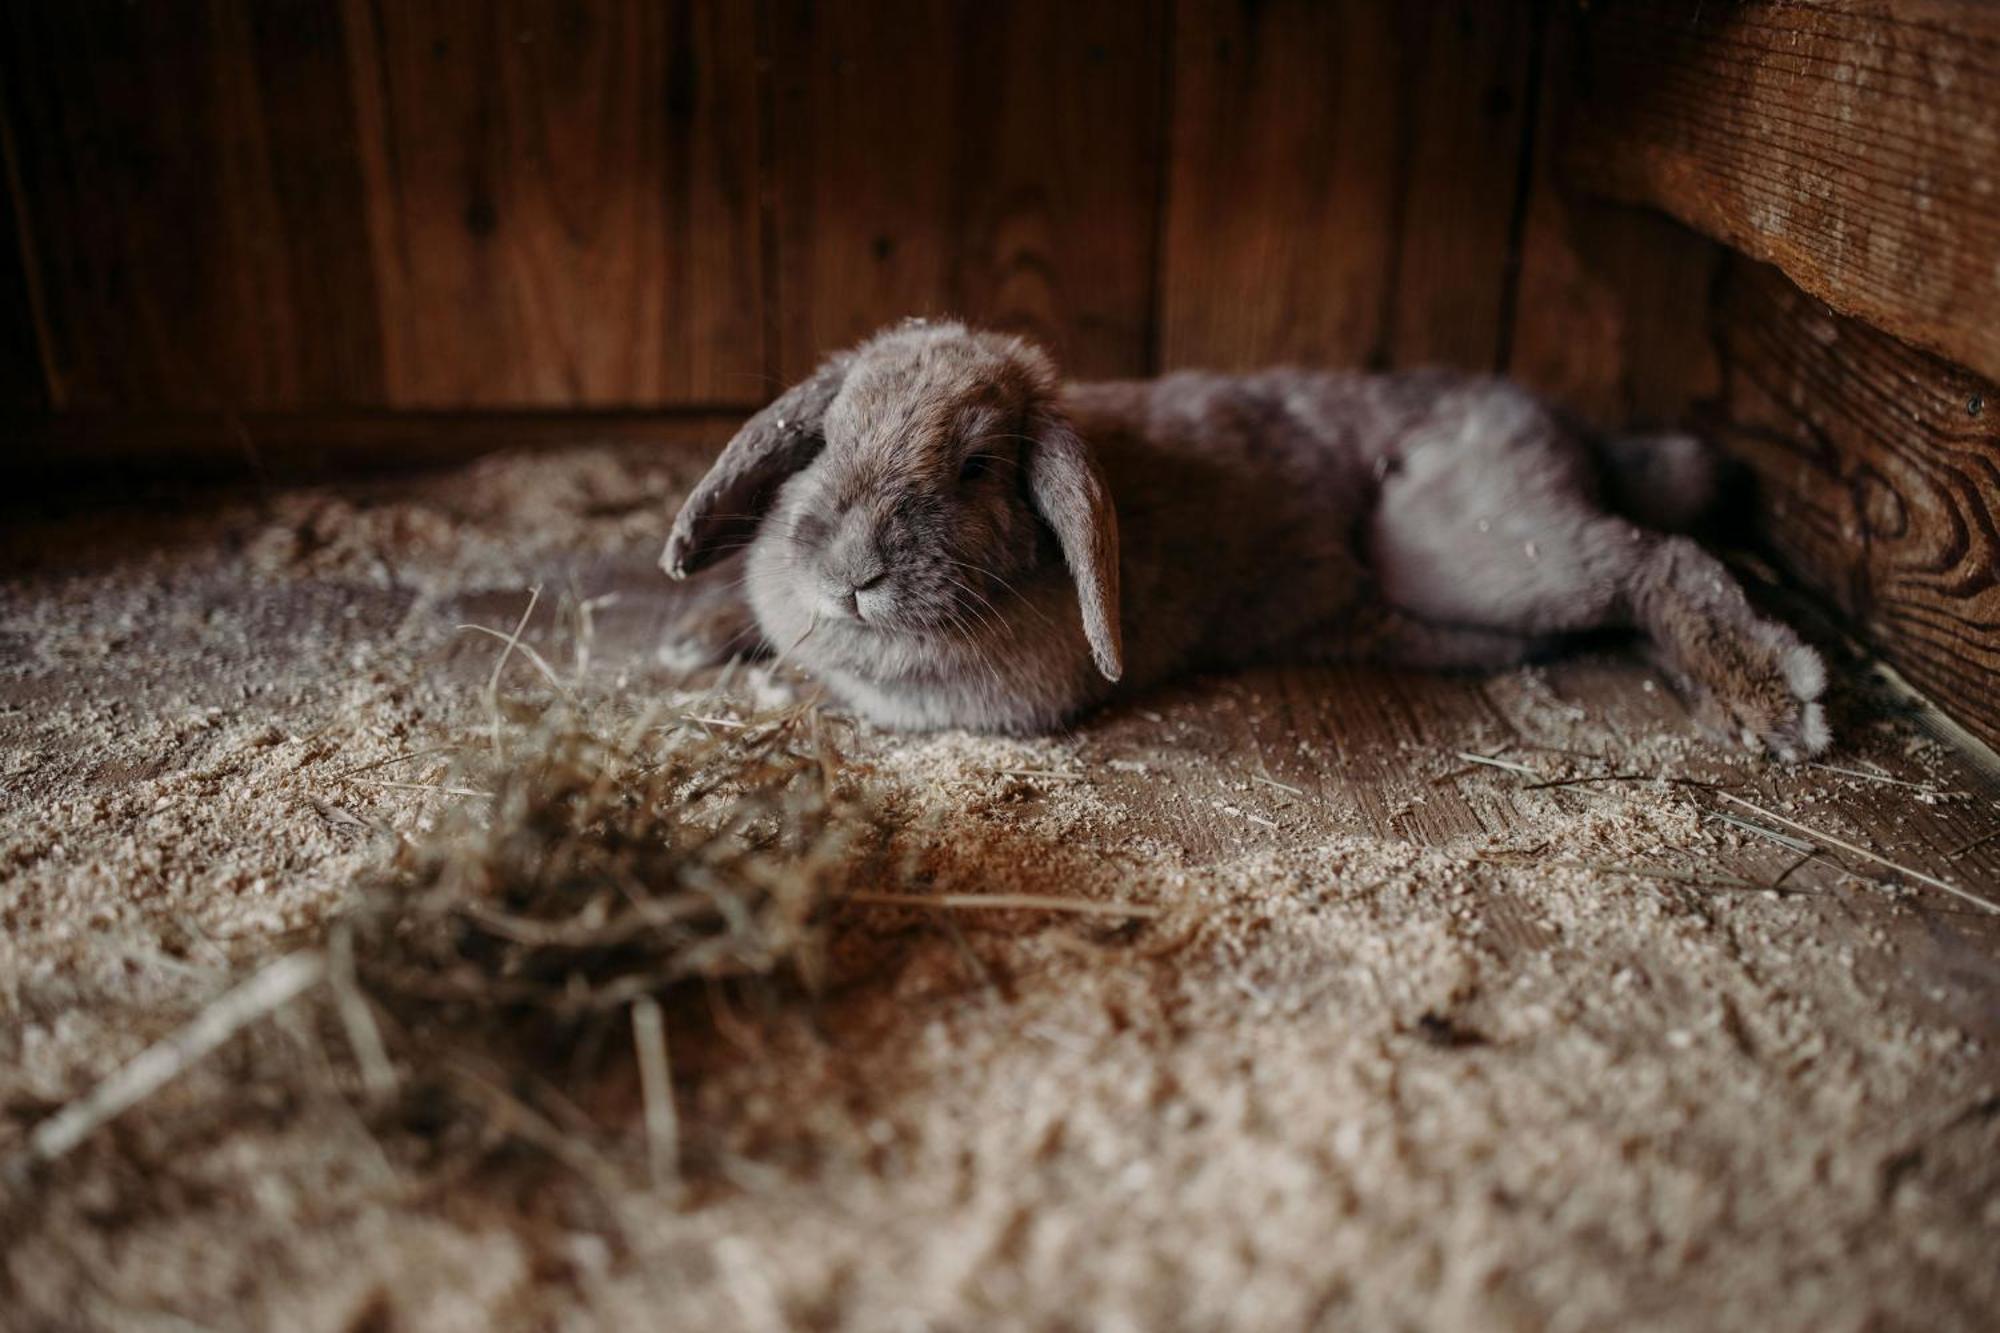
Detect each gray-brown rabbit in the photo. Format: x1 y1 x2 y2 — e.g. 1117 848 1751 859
661 319 1829 759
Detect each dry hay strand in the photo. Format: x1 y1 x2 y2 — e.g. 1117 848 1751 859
4 692 892 1211
345 698 871 1036
303 696 894 1209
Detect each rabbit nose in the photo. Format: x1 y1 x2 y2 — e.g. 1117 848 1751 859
826 519 888 597
833 565 884 618
832 557 885 600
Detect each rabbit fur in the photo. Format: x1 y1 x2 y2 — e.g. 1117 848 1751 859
661 319 1829 759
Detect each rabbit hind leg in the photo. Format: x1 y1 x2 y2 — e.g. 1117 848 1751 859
1371 468 1828 759
1624 535 1830 760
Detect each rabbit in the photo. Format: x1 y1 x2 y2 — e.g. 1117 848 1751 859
660 318 1829 759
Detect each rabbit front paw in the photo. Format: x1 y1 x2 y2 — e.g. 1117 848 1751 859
657 580 767 672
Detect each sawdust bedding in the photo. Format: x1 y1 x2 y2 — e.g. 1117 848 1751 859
2 444 1997 1332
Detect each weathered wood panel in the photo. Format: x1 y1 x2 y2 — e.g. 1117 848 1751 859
766 0 955 381
1159 0 1536 374
0 1 764 412
1157 0 1402 371
1506 1 1723 429
343 0 764 408
1567 0 2000 385
0 109 47 411
0 1 382 410
769 0 1166 383
1382 2 1542 369
1507 193 1722 431
0 0 1582 414
1711 260 2000 750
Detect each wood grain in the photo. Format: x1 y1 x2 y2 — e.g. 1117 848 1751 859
1709 260 2000 751
0 1 764 412
0 1 382 410
1157 0 1403 371
1381 1 1541 369
1158 0 1537 374
766 0 955 380
343 0 764 407
768 0 1166 383
0 104 47 410
1566 0 2000 384
1073 650 2000 962
1506 196 1722 431
1505 1 1723 429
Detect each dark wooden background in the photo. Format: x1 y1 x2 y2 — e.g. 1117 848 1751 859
2 0 1996 753
0 0 1708 422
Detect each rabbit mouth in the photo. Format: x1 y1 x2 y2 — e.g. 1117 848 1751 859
812 581 905 629
815 596 978 652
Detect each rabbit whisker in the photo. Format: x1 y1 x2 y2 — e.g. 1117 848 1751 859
943 556 1058 633
938 574 1015 647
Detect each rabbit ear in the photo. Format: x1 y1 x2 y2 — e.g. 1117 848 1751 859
1027 411 1123 681
661 355 850 579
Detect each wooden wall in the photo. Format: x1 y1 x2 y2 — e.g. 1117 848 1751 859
2 0 1670 422
1557 0 2000 753
0 0 766 412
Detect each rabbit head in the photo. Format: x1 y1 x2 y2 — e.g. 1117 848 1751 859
662 320 1122 694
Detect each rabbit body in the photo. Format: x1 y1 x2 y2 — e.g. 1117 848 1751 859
664 322 1828 759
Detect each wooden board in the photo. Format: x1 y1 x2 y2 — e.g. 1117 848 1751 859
1381 1 1542 369
1565 0 2000 385
1505 196 1722 431
343 0 764 408
1158 0 1536 374
1053 648 2000 1054
768 0 1166 383
0 2 381 410
1709 259 2000 752
1156 0 1402 372
1503 3 1723 430
0 1 765 412
0 102 48 411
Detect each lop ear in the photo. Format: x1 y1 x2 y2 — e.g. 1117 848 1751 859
1026 410 1123 681
661 355 851 578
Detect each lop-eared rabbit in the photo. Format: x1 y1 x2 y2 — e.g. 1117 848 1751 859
662 320 1828 759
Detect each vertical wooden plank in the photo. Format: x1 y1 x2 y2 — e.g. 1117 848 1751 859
1505 196 1722 429
952 3 1166 381
221 1 388 407
0 98 49 410
768 1 956 380
1381 0 1540 369
0 1 382 410
1505 3 1722 429
769 0 1166 383
1159 0 1536 375
1156 0 1402 372
344 0 763 408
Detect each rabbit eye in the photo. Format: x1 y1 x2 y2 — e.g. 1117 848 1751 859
958 453 990 484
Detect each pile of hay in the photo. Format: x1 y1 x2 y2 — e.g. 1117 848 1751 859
7 690 890 1204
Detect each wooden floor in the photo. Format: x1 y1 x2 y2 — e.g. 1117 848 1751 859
8 465 2000 1328
549 548 2000 1055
